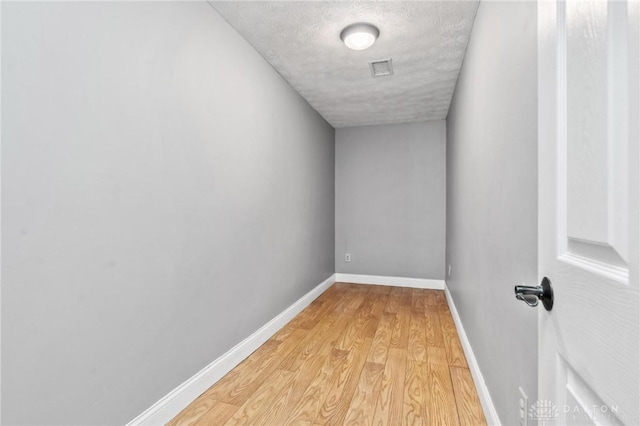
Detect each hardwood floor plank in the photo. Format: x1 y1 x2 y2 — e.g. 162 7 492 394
263 354 329 425
411 289 427 314
336 308 376 352
408 312 427 362
332 282 351 291
298 291 345 330
315 285 341 303
301 300 329 325
280 311 358 424
270 321 298 342
367 312 395 364
195 401 240 425
339 283 369 292
197 339 282 402
438 307 468 368
368 285 393 294
343 362 386 425
439 308 458 335
353 293 375 314
425 290 447 306
399 288 413 306
425 362 460 425
450 367 487 426
369 293 390 318
443 331 468 368
287 300 328 330
224 368 297 425
283 349 349 425
403 360 426 426
390 306 410 349
363 294 388 338
166 396 216 426
314 338 373 425
425 310 444 347
434 291 447 306
385 288 404 314
215 329 308 405
278 314 339 371
353 293 382 338
268 316 355 424
425 346 448 366
283 348 350 425
333 291 365 315
372 347 407 426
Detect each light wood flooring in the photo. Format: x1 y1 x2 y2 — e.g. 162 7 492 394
169 283 486 425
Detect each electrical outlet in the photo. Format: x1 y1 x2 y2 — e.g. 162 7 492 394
345 253 351 262
448 264 452 277
519 387 528 426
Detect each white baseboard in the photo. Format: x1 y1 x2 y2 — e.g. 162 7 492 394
444 282 501 425
127 273 336 426
334 273 445 290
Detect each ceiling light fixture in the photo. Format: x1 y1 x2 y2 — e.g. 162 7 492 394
340 23 379 51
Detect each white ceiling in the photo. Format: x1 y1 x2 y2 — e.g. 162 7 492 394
210 1 479 128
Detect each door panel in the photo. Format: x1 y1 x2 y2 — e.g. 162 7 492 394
566 0 629 268
566 0 610 246
538 0 639 425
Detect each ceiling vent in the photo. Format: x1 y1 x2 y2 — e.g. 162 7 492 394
369 58 393 77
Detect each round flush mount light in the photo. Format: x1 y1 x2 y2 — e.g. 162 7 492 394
340 23 379 51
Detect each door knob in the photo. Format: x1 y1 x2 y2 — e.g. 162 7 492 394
514 277 554 311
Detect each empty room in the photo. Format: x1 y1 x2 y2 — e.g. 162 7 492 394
2 1 639 425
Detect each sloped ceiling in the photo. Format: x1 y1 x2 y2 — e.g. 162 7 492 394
210 1 479 128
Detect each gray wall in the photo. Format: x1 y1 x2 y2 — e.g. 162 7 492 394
1 2 334 424
335 121 446 279
445 1 538 424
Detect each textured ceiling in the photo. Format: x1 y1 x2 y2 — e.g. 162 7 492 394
209 1 479 128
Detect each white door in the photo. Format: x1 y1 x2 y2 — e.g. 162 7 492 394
537 0 639 425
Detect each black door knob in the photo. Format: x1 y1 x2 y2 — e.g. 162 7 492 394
515 277 554 311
